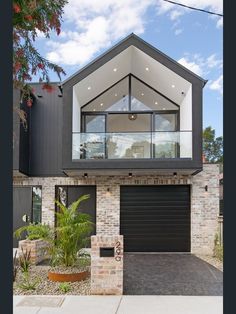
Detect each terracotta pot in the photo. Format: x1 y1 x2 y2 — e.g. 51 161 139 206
48 270 89 282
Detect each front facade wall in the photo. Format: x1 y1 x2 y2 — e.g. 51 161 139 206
191 164 220 254
13 164 219 255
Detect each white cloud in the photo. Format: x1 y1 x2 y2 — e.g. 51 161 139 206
46 0 154 66
206 54 222 69
156 0 223 28
178 53 222 77
178 57 203 76
217 17 223 28
209 75 223 94
45 0 223 67
36 30 45 38
174 28 183 35
169 10 184 21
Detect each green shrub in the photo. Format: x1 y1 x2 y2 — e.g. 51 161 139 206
78 251 91 268
14 223 52 241
52 194 94 267
58 282 71 293
213 233 223 261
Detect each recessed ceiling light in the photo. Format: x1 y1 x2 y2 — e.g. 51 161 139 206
145 67 149 71
113 68 117 72
115 93 117 97
88 86 91 90
100 103 103 106
163 107 166 110
93 108 96 111
155 101 158 105
141 92 144 96
171 84 175 88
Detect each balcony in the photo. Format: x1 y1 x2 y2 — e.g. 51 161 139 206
72 131 192 160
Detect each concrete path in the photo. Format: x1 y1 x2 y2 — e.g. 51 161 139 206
14 295 223 314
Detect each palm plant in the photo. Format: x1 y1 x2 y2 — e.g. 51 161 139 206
53 194 93 267
14 222 52 241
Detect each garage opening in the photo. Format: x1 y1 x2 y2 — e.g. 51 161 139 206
120 185 190 252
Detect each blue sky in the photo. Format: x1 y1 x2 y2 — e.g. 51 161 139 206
34 0 223 136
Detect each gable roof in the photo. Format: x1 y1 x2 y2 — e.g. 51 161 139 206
62 33 207 88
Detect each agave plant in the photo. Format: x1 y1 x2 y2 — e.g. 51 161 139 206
18 248 31 273
53 194 94 267
13 250 19 282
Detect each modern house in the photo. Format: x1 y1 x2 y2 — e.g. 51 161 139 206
13 34 219 256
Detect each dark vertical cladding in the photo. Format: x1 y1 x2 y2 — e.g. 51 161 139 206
62 84 73 169
29 83 64 176
13 88 20 170
192 82 203 164
13 88 30 175
19 99 30 174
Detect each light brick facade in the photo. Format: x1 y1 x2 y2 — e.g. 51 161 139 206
91 235 123 295
13 164 219 255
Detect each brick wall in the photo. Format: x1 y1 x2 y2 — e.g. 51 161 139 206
18 239 49 265
91 235 123 295
191 164 220 254
13 164 219 255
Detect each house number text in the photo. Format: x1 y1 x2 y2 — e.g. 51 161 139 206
115 241 122 261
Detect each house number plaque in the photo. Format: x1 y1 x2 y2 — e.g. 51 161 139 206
115 241 122 261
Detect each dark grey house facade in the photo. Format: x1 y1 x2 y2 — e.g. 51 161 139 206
13 34 219 254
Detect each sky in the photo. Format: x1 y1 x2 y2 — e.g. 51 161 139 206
34 0 223 136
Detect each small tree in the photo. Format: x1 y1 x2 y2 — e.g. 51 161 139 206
203 126 223 163
13 0 67 116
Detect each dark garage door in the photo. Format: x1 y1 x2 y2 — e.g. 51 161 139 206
120 185 190 252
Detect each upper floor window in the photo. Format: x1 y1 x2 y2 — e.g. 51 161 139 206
82 76 129 112
81 74 179 114
72 74 194 160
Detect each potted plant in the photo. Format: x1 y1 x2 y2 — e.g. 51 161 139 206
14 223 53 265
47 194 93 282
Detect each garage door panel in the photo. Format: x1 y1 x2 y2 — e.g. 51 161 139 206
120 185 190 252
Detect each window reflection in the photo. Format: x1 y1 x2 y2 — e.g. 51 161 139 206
32 187 42 223
155 114 177 131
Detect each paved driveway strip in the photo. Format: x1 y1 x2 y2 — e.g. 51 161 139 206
124 253 223 295
14 295 223 314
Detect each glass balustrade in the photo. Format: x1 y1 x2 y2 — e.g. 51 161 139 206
72 132 192 160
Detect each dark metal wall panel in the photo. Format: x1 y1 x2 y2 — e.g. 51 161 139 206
19 99 30 174
13 88 21 170
13 187 32 248
120 185 190 252
13 88 30 174
29 83 64 176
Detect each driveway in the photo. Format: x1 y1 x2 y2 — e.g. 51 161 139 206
124 253 223 295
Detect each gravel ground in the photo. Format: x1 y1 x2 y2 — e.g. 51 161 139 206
13 264 91 295
195 254 223 272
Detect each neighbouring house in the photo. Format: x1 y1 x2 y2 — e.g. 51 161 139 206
13 33 219 256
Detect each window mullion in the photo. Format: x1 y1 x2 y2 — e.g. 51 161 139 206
128 74 131 111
